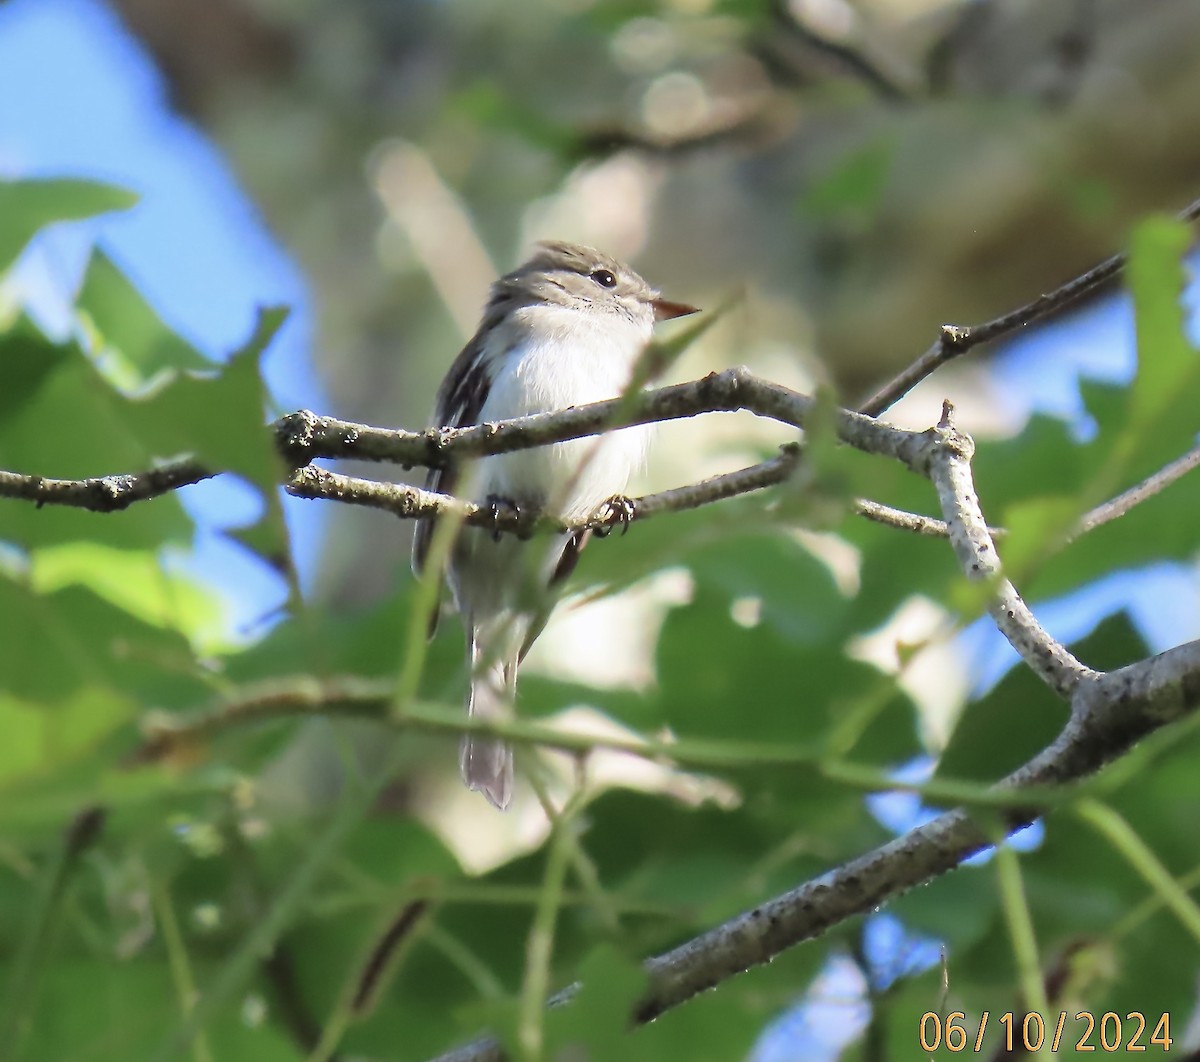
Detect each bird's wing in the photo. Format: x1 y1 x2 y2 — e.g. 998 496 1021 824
517 528 591 663
412 331 492 580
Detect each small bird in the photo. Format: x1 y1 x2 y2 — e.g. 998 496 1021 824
412 241 698 809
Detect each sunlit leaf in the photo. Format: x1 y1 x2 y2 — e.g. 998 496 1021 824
76 249 211 386
0 177 138 274
29 542 223 646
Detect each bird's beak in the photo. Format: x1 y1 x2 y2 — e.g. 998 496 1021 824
652 298 701 322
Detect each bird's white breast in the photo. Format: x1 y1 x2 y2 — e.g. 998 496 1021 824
472 304 652 520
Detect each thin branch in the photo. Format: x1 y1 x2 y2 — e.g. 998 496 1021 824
571 106 778 160
288 453 1011 543
2 369 932 530
918 401 1098 698
633 444 799 520
1 438 960 543
858 194 1200 417
767 0 913 102
282 463 790 538
261 943 327 1056
0 461 212 512
130 677 1090 813
856 438 1200 543
425 635 1200 1062
1073 443 1200 538
275 368 925 472
4 366 1193 554
129 676 825 774
351 900 432 1015
854 497 1005 539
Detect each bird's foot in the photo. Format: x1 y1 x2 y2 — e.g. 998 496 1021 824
484 494 522 541
593 494 637 538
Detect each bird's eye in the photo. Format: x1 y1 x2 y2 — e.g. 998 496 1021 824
590 269 617 288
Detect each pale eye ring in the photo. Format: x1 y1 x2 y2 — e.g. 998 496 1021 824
590 269 617 288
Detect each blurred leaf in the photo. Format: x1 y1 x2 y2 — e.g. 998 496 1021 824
125 306 294 576
801 137 894 217
889 861 998 954
936 613 1146 785
992 218 1199 588
122 307 287 493
77 249 211 386
543 946 648 1059
1123 217 1196 448
0 321 192 550
0 177 137 274
29 542 222 643
773 388 859 530
0 807 106 1056
452 82 574 155
953 494 1077 611
0 576 209 709
0 688 135 786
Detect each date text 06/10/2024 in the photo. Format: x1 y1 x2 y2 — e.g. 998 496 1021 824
919 1011 1172 1053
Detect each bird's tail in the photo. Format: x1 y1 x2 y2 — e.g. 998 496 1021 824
461 632 516 810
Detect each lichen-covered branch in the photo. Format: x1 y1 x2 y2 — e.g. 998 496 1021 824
917 401 1098 698
274 367 927 470
0 461 213 512
0 369 930 531
424 634 1200 1062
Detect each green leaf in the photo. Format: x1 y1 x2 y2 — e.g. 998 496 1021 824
543 946 648 1059
1071 217 1200 509
0 178 138 273
123 307 288 493
76 249 211 387
936 613 1148 785
0 568 213 714
801 137 894 217
0 687 135 786
1125 217 1196 440
117 306 294 575
29 542 224 646
0 322 192 550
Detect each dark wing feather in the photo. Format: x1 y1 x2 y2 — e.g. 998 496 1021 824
518 529 592 663
414 283 595 651
411 330 493 577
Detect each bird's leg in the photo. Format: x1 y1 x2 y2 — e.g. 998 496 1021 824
484 494 522 542
592 494 637 538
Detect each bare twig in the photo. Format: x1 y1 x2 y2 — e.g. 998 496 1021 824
854 497 1003 539
856 438 1200 544
275 368 925 471
351 900 432 1015
633 444 799 520
858 194 1200 417
282 457 817 537
0 462 213 512
7 369 1193 552
767 0 912 102
1 369 930 525
918 401 1098 698
129 676 826 773
287 453 1007 543
1073 444 1200 538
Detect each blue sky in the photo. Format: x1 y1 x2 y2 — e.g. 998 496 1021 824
0 0 325 635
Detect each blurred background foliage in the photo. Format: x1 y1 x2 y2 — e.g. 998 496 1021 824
2 0 1200 1059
